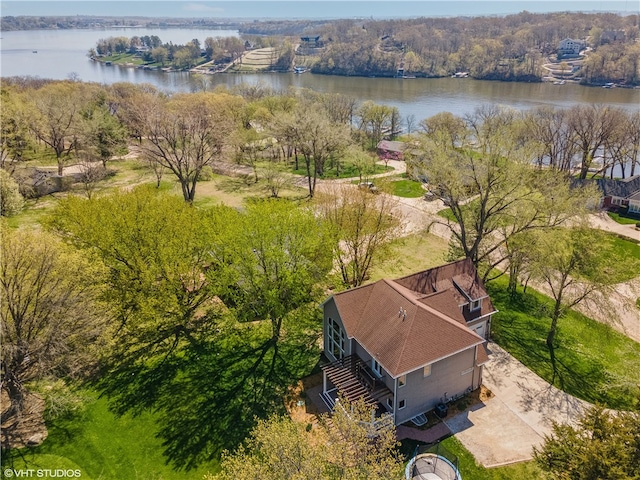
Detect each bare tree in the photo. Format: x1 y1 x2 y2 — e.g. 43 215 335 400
0 228 106 437
317 183 401 287
568 105 624 180
140 92 236 202
28 81 93 175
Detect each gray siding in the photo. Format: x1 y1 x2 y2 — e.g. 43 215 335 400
394 348 481 425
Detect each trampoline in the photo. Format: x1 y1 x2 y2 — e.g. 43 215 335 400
405 453 462 480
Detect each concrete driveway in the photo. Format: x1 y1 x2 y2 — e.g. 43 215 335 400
444 342 590 467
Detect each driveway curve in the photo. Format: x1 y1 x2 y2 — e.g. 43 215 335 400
444 342 590 467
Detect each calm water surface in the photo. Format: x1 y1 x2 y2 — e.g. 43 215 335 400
1 27 639 120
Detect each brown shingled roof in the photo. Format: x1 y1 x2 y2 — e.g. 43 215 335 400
331 259 490 378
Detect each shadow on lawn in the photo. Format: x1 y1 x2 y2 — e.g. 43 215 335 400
95 322 321 471
490 286 626 409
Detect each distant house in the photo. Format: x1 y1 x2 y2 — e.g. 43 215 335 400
320 258 495 426
377 140 407 160
593 176 640 214
300 35 322 48
557 38 585 57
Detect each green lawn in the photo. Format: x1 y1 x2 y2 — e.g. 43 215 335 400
607 211 640 225
369 232 450 281
596 232 640 283
489 276 640 410
1 394 219 480
383 178 425 198
401 437 546 480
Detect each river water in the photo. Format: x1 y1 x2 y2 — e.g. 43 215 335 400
2 27 639 122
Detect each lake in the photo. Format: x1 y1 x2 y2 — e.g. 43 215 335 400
1 26 639 122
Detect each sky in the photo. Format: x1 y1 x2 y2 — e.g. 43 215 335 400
1 1 637 19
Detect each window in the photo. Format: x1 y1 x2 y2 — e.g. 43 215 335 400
470 299 481 311
611 197 623 206
372 359 382 377
423 365 431 377
398 375 406 388
387 397 393 409
328 318 345 359
399 399 406 410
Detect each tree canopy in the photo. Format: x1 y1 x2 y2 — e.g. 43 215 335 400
534 404 640 480
47 188 332 468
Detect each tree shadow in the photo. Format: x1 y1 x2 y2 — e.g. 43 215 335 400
95 319 320 471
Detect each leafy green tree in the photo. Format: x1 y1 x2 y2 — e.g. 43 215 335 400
80 101 128 168
49 190 332 468
212 398 403 480
0 86 32 171
0 226 106 432
0 170 25 217
534 404 640 480
356 101 400 149
216 199 333 340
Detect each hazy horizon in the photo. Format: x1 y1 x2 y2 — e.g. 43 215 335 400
1 1 637 20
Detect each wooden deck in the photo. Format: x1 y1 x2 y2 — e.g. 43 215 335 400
321 355 393 406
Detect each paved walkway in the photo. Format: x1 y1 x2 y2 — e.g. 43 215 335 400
445 342 590 467
396 422 452 443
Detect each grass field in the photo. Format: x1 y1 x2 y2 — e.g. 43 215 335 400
1 394 219 479
489 276 640 410
607 211 640 225
369 231 450 281
377 176 425 198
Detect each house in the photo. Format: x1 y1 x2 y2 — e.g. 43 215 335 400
557 38 585 57
320 258 496 426
592 175 640 214
300 35 322 48
377 140 407 160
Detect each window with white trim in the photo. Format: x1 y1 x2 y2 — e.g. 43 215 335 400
423 364 431 377
399 399 406 409
470 299 481 311
611 197 623 206
328 318 345 359
398 375 406 388
387 397 393 409
372 359 382 377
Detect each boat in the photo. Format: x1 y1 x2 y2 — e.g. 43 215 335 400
294 66 307 74
553 80 565 85
603 82 615 88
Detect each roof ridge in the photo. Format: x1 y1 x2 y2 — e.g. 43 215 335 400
393 258 470 283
